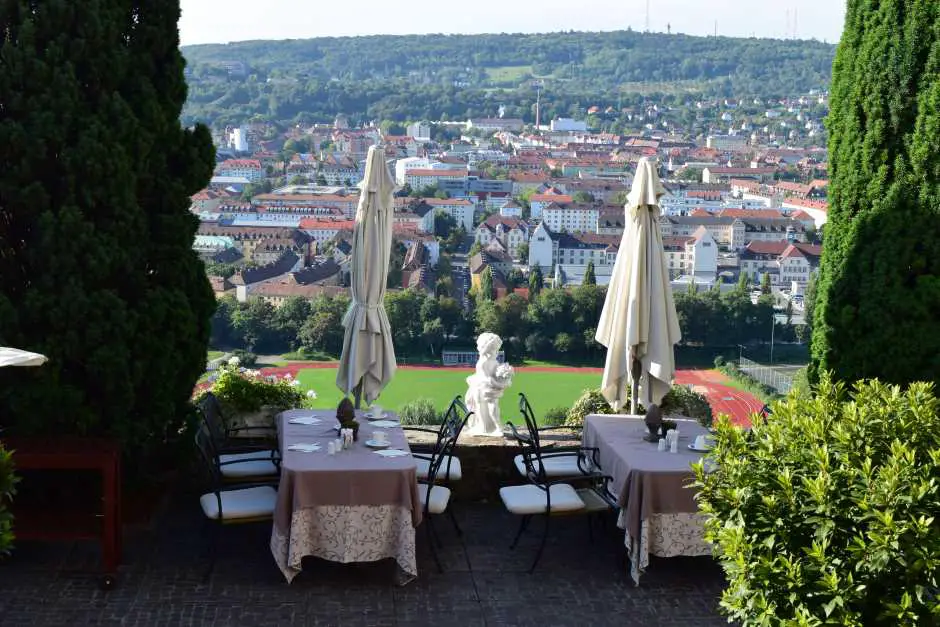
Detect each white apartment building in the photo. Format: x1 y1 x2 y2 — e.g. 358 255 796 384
527 222 618 272
662 227 719 278
474 215 530 260
215 159 264 183
541 202 599 233
407 121 432 143
416 198 476 232
706 134 749 151
404 168 466 190
395 157 432 185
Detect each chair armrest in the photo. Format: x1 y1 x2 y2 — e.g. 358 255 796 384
226 425 276 435
411 453 433 461
218 454 279 467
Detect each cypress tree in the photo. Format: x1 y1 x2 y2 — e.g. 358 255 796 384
0 1 216 452
528 266 543 300
810 0 940 385
583 261 597 286
480 266 495 302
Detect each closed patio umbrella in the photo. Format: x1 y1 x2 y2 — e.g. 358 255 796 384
0 347 47 368
595 157 681 413
336 146 397 406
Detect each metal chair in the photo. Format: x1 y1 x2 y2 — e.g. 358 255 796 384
510 393 600 480
406 396 471 485
415 409 468 573
194 423 278 580
197 392 280 481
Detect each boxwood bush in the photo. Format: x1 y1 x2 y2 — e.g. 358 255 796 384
694 375 940 625
398 398 443 426
0 444 18 556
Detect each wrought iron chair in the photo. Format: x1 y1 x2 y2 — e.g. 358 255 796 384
501 397 616 573
194 422 278 580
416 410 468 573
197 392 280 481
405 396 471 485
510 393 600 480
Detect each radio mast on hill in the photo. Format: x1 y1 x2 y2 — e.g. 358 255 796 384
645 0 650 33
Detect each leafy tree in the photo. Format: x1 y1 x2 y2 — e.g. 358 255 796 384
583 261 597 286
387 242 407 289
298 294 349 356
516 242 529 264
433 211 458 238
736 271 751 293
231 298 277 352
272 296 311 350
810 0 940 386
468 241 482 258
572 191 595 203
288 174 308 186
609 190 629 206
421 318 445 356
0 0 216 452
479 266 495 302
315 173 328 186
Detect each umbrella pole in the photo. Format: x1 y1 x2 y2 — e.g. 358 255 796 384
630 357 642 415
353 381 362 409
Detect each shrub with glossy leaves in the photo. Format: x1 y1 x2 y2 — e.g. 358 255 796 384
694 375 940 625
563 388 615 426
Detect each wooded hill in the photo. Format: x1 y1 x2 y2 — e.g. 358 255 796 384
181 30 835 127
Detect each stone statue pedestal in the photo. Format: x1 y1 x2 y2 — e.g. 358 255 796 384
464 332 514 437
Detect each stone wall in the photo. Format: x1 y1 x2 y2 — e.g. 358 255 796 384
405 428 582 503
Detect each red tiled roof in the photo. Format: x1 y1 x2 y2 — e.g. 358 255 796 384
404 169 466 177
719 208 785 219
219 159 262 169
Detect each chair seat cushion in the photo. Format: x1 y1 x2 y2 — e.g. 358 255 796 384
513 454 584 478
415 455 462 481
200 486 277 521
219 452 279 479
418 483 452 515
499 483 585 515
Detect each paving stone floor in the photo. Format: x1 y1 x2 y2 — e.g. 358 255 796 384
0 490 729 626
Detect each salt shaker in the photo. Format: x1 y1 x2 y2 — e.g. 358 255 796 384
670 434 679 454
327 441 336 455
657 438 667 452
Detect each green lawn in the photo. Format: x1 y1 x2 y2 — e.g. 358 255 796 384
293 367 601 423
207 351 225 360
485 65 534 84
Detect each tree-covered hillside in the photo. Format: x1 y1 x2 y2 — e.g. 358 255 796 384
181 30 835 127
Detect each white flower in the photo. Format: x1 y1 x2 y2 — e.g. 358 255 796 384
290 379 301 387
306 390 318 399
283 373 293 379
228 356 240 367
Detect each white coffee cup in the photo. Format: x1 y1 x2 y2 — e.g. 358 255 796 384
694 435 706 450
373 430 387 443
371 404 383 417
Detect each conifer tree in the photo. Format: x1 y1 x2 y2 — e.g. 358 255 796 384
810 0 940 385
583 261 597 286
528 266 543 301
480 266 495 302
0 1 216 451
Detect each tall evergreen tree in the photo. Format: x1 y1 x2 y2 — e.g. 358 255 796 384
528 266 543 301
0 1 216 451
810 0 940 385
479 266 495 302
583 261 597 286
760 272 771 295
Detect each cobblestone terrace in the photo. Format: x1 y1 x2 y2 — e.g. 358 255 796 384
0 489 728 626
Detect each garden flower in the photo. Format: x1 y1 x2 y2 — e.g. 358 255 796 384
228 356 240 367
306 390 317 399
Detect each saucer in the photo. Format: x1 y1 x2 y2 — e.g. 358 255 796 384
688 443 712 453
365 439 390 449
365 412 388 420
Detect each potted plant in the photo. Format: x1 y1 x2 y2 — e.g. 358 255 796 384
199 357 313 434
336 398 360 441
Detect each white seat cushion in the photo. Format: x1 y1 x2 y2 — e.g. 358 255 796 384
499 483 585 515
415 455 462 481
219 451 279 479
418 483 452 515
513 454 584 478
199 485 277 521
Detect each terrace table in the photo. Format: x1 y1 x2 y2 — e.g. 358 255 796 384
269 409 422 584
583 414 711 585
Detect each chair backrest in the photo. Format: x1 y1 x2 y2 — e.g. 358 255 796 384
425 410 463 486
517 393 541 450
515 393 550 484
194 422 223 491
440 396 471 442
198 392 227 446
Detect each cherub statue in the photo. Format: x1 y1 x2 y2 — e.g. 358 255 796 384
464 332 514 437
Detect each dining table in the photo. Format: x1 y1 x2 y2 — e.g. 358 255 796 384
269 408 422 584
583 414 713 585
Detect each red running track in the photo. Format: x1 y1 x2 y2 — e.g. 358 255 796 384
252 363 762 427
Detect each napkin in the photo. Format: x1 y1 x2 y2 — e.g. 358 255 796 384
288 416 321 425
287 443 322 453
374 449 409 457
369 420 399 428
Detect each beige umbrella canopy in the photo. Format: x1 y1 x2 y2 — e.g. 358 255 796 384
0 347 48 368
595 157 681 413
336 146 398 406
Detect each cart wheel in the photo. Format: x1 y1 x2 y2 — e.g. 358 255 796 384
99 574 117 591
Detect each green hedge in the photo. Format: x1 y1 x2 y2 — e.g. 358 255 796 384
695 375 940 625
0 444 18 556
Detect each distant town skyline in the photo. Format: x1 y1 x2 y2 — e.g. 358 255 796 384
179 0 845 47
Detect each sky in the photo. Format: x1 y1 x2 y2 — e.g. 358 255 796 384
178 0 846 47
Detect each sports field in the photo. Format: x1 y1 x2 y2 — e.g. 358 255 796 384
285 366 600 423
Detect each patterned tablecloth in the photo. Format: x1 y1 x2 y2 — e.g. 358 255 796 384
583 414 712 585
270 409 422 583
